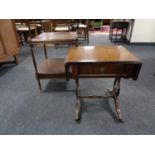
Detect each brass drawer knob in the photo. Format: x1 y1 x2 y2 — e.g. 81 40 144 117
100 67 104 73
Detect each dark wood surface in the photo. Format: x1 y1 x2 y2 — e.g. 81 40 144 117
30 31 78 90
65 45 142 122
30 32 78 44
66 46 140 63
65 46 142 80
37 58 66 79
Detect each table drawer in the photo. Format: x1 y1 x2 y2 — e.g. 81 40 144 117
78 63 127 75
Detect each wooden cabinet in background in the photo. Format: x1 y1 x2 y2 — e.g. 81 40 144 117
0 19 20 64
0 40 5 57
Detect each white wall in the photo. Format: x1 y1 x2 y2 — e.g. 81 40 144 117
130 19 155 43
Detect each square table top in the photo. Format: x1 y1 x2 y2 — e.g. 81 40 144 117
30 32 78 43
65 46 141 64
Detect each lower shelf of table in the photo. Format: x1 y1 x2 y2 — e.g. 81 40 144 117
37 58 66 79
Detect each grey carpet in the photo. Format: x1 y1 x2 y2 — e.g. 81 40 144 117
0 34 155 135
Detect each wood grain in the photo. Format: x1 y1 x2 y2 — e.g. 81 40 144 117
65 46 142 80
30 32 78 44
66 46 141 63
0 19 20 62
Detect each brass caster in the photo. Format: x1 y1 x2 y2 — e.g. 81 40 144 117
75 110 81 122
118 118 124 123
75 101 81 122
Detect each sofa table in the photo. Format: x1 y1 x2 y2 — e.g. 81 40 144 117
65 46 142 122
